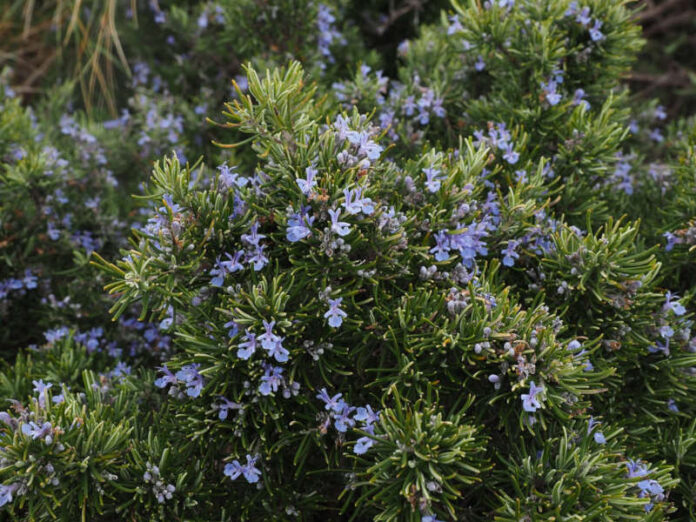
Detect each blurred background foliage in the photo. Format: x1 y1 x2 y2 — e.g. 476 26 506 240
0 1 694 113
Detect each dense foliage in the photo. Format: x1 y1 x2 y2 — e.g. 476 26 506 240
0 0 695 520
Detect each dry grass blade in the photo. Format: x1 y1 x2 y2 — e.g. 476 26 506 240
2 0 132 114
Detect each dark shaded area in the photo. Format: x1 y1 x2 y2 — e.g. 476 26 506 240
631 0 696 116
346 0 450 76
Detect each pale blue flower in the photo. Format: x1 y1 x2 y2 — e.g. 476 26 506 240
589 20 605 42
328 209 351 237
267 337 289 363
154 364 177 388
32 380 52 408
587 416 606 444
423 167 443 193
237 331 258 360
325 297 347 327
259 320 280 351
0 483 20 507
501 240 520 267
297 167 318 195
430 231 451 261
663 292 686 316
175 364 204 397
317 388 345 413
354 405 379 425
224 454 261 483
259 365 283 396
287 208 315 242
521 381 544 412
334 404 356 432
217 396 242 420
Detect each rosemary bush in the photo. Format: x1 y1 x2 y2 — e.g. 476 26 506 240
0 0 695 520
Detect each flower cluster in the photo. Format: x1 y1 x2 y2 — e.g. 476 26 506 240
0 270 38 302
143 462 176 504
472 122 520 164
316 388 379 454
316 4 346 70
154 363 204 398
0 0 694 518
223 454 261 484
626 460 666 512
566 2 606 42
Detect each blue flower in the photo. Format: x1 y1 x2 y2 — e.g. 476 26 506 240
346 131 382 160
246 244 269 271
259 365 283 396
587 416 606 444
266 336 289 363
626 459 650 478
648 339 670 356
353 187 375 215
237 331 258 360
403 96 417 116
342 188 362 215
655 105 667 121
663 231 681 251
663 291 686 316
197 10 208 29
241 221 265 248
324 297 347 327
44 327 69 344
259 320 280 351
225 320 240 338
287 208 315 242
217 396 242 420
541 80 562 106
22 269 38 289
589 20 605 42
32 379 52 408
430 231 451 262
209 251 244 286
354 423 376 455
449 221 489 267
316 3 345 67
576 7 591 26
217 163 249 191
333 404 356 432
649 128 664 143
316 388 345 413
21 421 53 443
637 479 665 510
0 483 19 507
501 240 520 267
175 364 204 397
47 222 61 240
521 381 544 412
659 325 674 339
328 209 351 237
567 340 582 351
354 405 379 425
502 143 519 164
432 97 446 118
224 454 262 484
572 88 590 109
155 365 178 389
423 166 444 193
447 14 463 35
474 55 486 71
297 167 318 195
